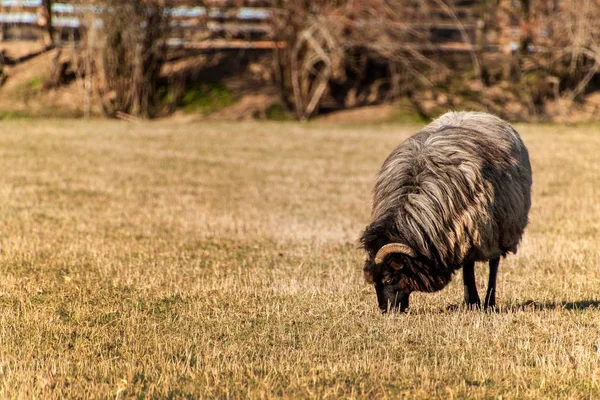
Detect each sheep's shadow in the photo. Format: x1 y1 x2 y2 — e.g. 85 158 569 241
505 299 600 312
445 299 600 313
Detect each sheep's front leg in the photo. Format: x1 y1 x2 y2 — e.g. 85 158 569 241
484 257 500 310
463 261 481 309
400 295 409 312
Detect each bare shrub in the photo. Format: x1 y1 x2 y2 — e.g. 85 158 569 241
505 0 600 111
74 0 171 118
272 0 478 120
546 0 600 103
272 1 345 120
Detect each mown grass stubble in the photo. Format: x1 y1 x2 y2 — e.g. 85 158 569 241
0 120 599 398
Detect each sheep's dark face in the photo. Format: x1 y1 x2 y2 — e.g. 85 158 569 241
360 218 416 312
364 256 412 313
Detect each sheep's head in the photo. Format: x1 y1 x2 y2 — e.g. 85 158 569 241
363 243 416 313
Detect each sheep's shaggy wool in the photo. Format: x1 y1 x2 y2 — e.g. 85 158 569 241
363 111 532 292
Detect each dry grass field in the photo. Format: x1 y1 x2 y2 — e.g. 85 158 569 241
0 118 599 398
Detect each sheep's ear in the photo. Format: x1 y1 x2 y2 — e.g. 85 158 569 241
390 260 404 270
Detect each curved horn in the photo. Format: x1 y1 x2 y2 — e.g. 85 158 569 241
374 243 416 265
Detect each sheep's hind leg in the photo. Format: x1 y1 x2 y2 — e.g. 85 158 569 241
463 261 481 309
484 257 500 310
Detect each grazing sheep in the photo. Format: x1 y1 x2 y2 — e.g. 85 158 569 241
360 111 532 312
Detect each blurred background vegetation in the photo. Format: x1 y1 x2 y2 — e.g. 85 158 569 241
0 0 599 122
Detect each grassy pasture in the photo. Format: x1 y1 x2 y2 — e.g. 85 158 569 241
0 119 599 398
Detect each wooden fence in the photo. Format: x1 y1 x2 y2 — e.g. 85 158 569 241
0 0 530 53
0 0 281 49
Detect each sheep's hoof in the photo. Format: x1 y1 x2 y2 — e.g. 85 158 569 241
465 300 481 310
484 305 499 313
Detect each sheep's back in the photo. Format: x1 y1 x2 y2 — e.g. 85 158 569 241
372 111 531 267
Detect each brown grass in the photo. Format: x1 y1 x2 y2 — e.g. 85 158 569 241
0 119 599 398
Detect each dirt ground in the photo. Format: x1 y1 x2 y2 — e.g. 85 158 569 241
0 42 84 117
2 40 600 123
